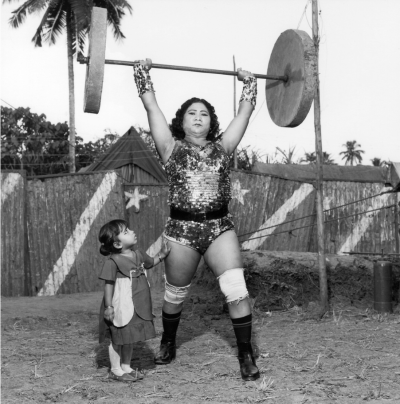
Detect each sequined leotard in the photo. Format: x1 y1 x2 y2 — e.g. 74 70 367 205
163 139 235 254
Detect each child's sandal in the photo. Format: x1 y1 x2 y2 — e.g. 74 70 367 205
108 371 136 383
128 369 144 380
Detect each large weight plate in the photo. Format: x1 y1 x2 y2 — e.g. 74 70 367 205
84 7 107 114
266 29 316 127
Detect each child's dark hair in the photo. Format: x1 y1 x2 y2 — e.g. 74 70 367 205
169 97 221 141
98 219 128 256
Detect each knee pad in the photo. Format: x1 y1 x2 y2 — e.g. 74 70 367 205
164 281 191 305
218 268 249 304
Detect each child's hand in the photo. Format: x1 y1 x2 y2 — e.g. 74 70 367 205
160 239 171 260
104 307 114 323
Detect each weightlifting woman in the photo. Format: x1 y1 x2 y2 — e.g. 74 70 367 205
133 60 259 381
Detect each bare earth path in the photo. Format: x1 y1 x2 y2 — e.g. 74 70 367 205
2 285 400 404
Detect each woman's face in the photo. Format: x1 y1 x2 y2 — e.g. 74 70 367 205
181 102 211 138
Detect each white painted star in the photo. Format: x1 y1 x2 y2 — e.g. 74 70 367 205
231 179 250 205
125 188 149 212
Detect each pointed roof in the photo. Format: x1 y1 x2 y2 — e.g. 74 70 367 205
85 126 167 183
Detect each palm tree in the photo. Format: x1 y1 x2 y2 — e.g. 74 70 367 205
371 157 387 167
300 152 316 164
7 0 132 173
300 151 335 165
339 140 365 166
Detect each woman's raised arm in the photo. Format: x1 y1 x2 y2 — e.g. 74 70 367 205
220 70 257 156
133 61 175 164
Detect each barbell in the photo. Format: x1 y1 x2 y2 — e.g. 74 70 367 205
80 7 316 128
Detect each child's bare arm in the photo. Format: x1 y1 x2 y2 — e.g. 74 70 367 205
104 281 115 322
158 239 171 262
143 240 171 269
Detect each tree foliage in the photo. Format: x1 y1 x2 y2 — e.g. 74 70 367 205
1 106 72 176
276 146 298 164
370 157 388 167
75 131 120 171
230 146 264 171
1 106 120 175
339 140 365 166
300 151 336 165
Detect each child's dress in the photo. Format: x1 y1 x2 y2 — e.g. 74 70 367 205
98 249 156 345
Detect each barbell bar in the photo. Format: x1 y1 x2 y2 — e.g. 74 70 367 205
78 55 288 82
81 7 317 128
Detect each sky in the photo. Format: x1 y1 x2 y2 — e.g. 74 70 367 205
1 0 399 165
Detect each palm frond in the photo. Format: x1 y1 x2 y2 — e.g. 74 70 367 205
43 2 66 45
70 22 88 55
78 29 88 53
104 1 124 39
101 0 132 14
8 0 42 28
31 5 52 46
69 0 91 31
101 0 133 40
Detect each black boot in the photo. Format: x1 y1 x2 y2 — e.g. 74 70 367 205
238 343 260 381
154 310 182 365
154 336 176 365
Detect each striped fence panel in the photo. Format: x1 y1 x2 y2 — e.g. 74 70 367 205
27 171 125 296
1 171 28 296
320 182 397 254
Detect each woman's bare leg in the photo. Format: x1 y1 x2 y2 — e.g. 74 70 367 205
162 240 201 314
204 230 251 318
155 240 201 364
204 230 259 381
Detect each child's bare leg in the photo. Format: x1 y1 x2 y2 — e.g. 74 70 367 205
109 343 124 376
121 344 134 373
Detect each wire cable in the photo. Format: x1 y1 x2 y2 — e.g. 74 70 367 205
237 190 395 239
240 204 396 242
297 0 311 30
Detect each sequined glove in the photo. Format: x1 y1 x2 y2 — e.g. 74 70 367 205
133 62 155 97
239 75 257 107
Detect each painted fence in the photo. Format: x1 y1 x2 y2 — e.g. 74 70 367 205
1 169 398 297
28 171 125 296
1 171 28 297
319 181 397 255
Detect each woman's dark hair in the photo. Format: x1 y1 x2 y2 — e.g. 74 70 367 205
98 219 128 256
169 97 221 141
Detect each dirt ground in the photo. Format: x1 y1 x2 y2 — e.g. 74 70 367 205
2 262 400 404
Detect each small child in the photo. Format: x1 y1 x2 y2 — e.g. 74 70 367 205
98 219 170 382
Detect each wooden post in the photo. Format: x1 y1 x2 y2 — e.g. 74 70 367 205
233 55 238 169
67 9 76 173
312 0 329 313
395 194 399 254
22 171 32 296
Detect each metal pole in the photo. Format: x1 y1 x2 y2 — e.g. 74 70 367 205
233 55 238 169
312 0 329 314
78 55 288 82
112 60 287 81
